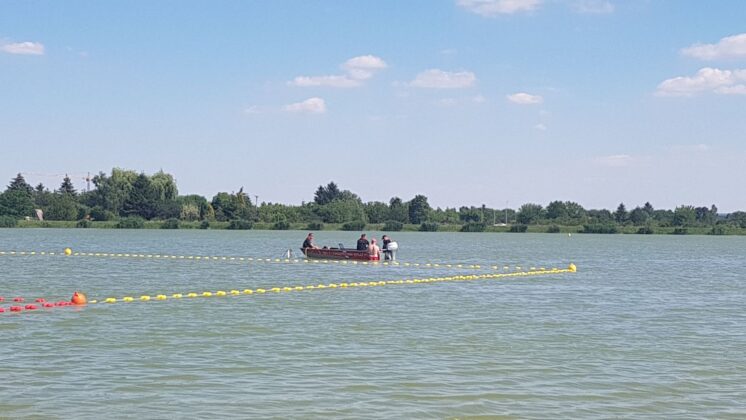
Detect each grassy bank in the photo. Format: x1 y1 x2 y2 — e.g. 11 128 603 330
8 220 746 235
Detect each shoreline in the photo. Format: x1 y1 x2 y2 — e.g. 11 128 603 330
6 220 746 235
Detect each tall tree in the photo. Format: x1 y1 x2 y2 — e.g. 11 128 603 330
58 174 77 196
517 203 544 224
614 203 628 224
314 182 341 205
8 173 33 195
408 195 431 224
388 197 408 223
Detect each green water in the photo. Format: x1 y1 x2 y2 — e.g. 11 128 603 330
1 229 744 418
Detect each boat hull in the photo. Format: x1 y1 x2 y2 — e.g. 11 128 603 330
301 248 379 261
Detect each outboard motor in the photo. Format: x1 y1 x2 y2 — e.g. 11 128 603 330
385 241 398 261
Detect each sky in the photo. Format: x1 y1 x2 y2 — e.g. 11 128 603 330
2 0 746 212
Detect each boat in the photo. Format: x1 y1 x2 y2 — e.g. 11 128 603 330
301 245 380 261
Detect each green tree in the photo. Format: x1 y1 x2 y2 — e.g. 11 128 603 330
86 168 138 215
614 203 628 224
364 201 390 224
564 201 587 225
545 200 568 220
150 170 178 201
516 203 544 224
314 182 341 205
388 197 408 223
408 194 431 224
629 206 650 226
8 173 33 195
459 206 482 223
58 174 77 196
0 190 35 218
45 195 79 221
1 174 35 218
673 205 696 227
643 202 655 217
726 211 746 228
122 173 157 219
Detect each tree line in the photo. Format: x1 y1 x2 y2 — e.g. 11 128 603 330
1 169 745 232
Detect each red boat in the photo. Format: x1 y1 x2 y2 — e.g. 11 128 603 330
301 246 380 261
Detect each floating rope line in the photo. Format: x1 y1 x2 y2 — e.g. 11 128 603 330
1 264 577 315
0 249 544 272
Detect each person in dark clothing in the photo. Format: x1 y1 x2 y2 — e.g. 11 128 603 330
302 232 318 249
356 233 369 250
382 235 392 260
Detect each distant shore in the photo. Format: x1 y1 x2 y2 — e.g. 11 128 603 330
7 220 746 235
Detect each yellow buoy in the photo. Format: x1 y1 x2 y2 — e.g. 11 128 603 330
64 248 72 256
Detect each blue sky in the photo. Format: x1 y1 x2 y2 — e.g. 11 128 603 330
2 0 746 211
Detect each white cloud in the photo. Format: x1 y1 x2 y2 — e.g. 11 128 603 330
457 0 541 16
716 84 746 95
472 94 487 103
342 55 387 80
655 67 746 97
507 92 543 104
289 75 361 88
571 0 614 14
535 123 547 131
289 54 386 88
284 97 327 114
1 41 45 55
681 33 746 61
410 69 476 89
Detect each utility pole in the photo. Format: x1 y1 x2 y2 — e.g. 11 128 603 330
505 201 509 224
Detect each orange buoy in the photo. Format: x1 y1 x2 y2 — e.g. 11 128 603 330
71 292 87 305
13 297 24 302
25 304 38 310
10 306 22 312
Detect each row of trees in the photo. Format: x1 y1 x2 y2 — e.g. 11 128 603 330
2 170 745 230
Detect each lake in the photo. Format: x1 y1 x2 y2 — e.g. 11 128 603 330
1 229 744 418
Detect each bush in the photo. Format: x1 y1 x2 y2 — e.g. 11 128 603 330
341 220 366 231
89 206 116 221
161 218 180 229
272 220 290 230
461 222 486 232
709 225 728 235
199 220 210 229
117 217 145 229
307 222 324 231
382 220 403 231
672 227 688 235
76 219 91 228
581 223 618 234
637 226 654 234
419 222 439 232
546 225 561 233
227 219 253 230
509 224 529 233
0 216 18 228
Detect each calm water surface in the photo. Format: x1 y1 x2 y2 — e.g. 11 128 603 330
1 229 744 418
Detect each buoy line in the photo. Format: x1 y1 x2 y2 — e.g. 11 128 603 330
1 264 577 315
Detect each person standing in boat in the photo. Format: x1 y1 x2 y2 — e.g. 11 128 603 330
302 232 318 249
356 233 369 250
382 235 392 260
368 238 381 259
